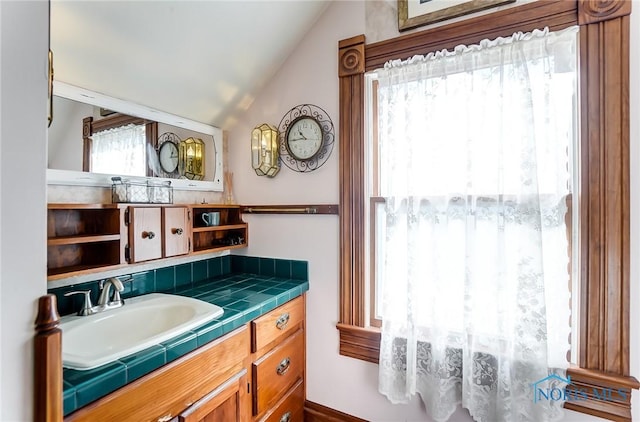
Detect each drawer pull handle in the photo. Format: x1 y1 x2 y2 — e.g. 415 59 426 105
276 357 290 376
157 414 172 422
275 312 290 330
143 231 156 240
173 228 184 235
280 411 292 422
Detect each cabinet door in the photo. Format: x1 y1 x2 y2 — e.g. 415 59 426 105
164 207 190 257
128 207 162 262
178 369 249 422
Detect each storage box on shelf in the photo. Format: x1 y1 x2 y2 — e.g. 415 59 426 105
191 205 248 254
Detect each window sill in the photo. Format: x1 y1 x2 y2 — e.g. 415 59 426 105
337 324 639 421
336 323 380 364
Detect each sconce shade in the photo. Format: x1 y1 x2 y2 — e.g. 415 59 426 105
179 137 205 180
251 123 280 177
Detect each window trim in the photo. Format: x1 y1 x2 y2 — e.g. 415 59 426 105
337 1 639 420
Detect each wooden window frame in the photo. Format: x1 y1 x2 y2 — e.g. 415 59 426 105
82 113 158 177
336 1 639 420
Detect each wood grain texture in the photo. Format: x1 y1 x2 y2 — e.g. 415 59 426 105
178 369 248 422
65 326 250 422
303 401 367 422
34 295 63 422
578 0 631 25
260 381 303 422
128 206 163 262
252 329 304 416
336 323 380 364
251 295 304 354
163 206 190 257
338 35 366 328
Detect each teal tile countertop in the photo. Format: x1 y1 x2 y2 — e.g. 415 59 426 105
62 272 309 416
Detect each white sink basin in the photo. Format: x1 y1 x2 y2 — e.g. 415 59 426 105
60 293 223 370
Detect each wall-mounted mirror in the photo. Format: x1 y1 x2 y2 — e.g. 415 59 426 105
47 82 224 191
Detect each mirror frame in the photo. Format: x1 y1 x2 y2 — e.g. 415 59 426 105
48 82 224 191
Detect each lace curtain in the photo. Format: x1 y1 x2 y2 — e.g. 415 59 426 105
375 27 578 422
90 123 146 176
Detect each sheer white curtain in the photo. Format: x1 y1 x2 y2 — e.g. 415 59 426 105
375 27 578 422
90 123 146 176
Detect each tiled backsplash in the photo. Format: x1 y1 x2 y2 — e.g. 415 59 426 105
50 255 308 317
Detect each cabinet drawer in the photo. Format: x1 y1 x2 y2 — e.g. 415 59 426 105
251 296 304 352
260 380 304 422
252 329 304 416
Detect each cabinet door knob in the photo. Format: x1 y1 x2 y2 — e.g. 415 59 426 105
275 312 290 330
173 228 183 235
143 231 156 240
276 357 290 376
279 411 291 422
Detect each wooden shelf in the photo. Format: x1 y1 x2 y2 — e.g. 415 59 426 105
47 234 120 246
192 243 248 255
47 263 127 280
192 224 247 233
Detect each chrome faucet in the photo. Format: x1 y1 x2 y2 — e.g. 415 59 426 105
65 276 128 316
97 277 125 307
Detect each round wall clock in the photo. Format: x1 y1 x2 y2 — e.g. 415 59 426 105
157 132 181 177
278 104 335 173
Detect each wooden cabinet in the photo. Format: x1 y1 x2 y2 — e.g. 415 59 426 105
65 326 250 422
47 204 246 280
191 205 248 254
250 296 305 422
128 206 163 262
47 204 125 280
63 297 306 422
163 207 190 258
177 369 249 422
127 205 190 263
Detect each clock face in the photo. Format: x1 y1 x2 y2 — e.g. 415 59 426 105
286 117 323 161
159 141 179 173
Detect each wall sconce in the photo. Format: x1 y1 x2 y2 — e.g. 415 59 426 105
179 137 205 180
251 123 280 177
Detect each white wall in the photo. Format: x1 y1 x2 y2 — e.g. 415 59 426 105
0 1 48 421
230 1 639 421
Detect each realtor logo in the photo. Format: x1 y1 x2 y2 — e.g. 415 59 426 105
532 373 628 403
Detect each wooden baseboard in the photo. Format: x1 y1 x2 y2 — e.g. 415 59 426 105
304 400 368 422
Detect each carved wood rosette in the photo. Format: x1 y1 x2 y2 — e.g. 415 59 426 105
578 0 632 25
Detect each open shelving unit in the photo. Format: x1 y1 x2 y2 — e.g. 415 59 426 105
47 204 125 279
190 205 248 254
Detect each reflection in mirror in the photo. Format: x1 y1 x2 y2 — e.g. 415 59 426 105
47 82 223 191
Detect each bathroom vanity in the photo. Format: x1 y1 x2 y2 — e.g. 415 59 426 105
61 273 308 422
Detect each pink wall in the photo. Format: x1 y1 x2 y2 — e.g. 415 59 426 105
230 1 639 421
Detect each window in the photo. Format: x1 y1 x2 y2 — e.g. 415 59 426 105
337 1 638 420
82 114 157 177
90 123 147 176
368 27 579 420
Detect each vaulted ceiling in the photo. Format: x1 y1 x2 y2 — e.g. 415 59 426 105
51 1 330 129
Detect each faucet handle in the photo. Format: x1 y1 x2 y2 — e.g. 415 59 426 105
64 290 95 316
